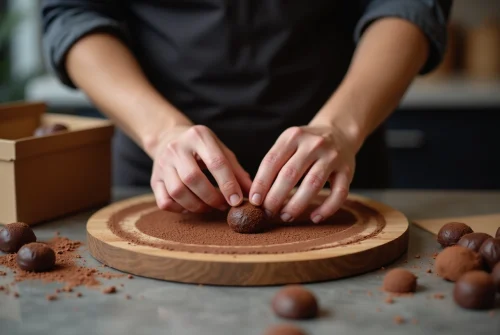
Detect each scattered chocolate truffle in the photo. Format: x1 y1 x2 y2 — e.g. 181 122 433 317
102 286 116 294
453 270 496 310
496 227 500 238
457 232 492 252
434 245 483 281
437 222 473 248
491 262 500 293
0 222 36 253
271 285 318 319
478 238 500 270
227 201 267 234
16 242 56 272
33 123 69 137
382 268 417 293
263 324 307 335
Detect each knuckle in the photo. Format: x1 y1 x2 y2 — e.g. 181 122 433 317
287 126 303 140
280 166 299 182
334 186 349 200
263 152 279 165
181 169 202 185
221 179 238 192
252 178 269 190
207 155 228 171
265 194 281 207
306 172 326 189
187 125 208 140
169 184 185 198
165 141 179 153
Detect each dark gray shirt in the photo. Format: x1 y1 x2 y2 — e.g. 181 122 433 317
41 0 452 186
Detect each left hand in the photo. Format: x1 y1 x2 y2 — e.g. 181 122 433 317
249 124 357 223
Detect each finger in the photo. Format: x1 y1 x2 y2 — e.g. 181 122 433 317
177 152 228 211
151 180 185 213
194 132 243 207
222 146 253 197
279 160 332 222
310 170 350 223
249 127 302 206
262 148 316 219
164 166 211 213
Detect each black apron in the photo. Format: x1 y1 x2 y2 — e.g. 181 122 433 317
113 1 390 189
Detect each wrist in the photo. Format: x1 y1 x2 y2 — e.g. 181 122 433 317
310 87 368 152
141 112 193 158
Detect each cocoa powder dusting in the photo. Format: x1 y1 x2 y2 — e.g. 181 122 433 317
394 316 405 324
108 200 386 255
0 236 124 291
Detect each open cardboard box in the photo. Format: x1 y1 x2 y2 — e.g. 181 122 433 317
0 101 114 225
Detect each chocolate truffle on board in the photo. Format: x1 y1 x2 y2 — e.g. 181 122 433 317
16 242 56 272
492 262 500 292
382 268 417 293
437 222 473 248
33 123 68 137
453 270 496 310
478 237 500 270
271 285 318 319
0 222 37 253
434 245 483 281
263 324 307 335
457 232 492 252
227 201 267 234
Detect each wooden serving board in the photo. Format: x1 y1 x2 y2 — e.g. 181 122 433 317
86 191 409 286
413 213 500 237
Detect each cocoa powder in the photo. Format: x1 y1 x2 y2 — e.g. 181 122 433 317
0 236 124 291
108 200 386 255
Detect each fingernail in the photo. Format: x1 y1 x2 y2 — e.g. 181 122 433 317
312 215 323 223
251 193 262 206
265 209 273 218
229 194 240 206
281 213 293 222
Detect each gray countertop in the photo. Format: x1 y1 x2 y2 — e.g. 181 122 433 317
2 188 500 335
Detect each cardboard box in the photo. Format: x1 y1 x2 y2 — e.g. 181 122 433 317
0 101 114 225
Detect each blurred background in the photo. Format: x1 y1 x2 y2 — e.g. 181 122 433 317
0 0 499 190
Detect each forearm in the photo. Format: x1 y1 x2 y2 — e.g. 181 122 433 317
310 17 429 151
65 33 192 157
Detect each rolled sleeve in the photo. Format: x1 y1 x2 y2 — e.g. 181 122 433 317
354 0 452 74
41 1 127 89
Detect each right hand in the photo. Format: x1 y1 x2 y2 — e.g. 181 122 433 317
150 125 252 213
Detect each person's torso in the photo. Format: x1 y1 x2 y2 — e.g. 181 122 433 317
117 0 362 175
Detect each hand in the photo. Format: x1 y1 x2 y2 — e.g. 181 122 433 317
150 125 252 213
249 125 356 223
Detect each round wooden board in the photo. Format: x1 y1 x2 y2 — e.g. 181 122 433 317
87 191 409 286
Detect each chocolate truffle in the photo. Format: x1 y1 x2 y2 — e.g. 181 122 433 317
227 201 267 234
0 222 36 253
382 268 417 293
16 242 56 272
492 262 500 292
453 270 496 310
263 324 307 335
434 245 483 281
478 237 500 270
33 123 68 137
271 285 318 319
457 232 492 252
437 222 473 248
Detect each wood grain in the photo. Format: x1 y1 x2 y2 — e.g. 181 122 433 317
87 191 409 286
414 213 500 237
